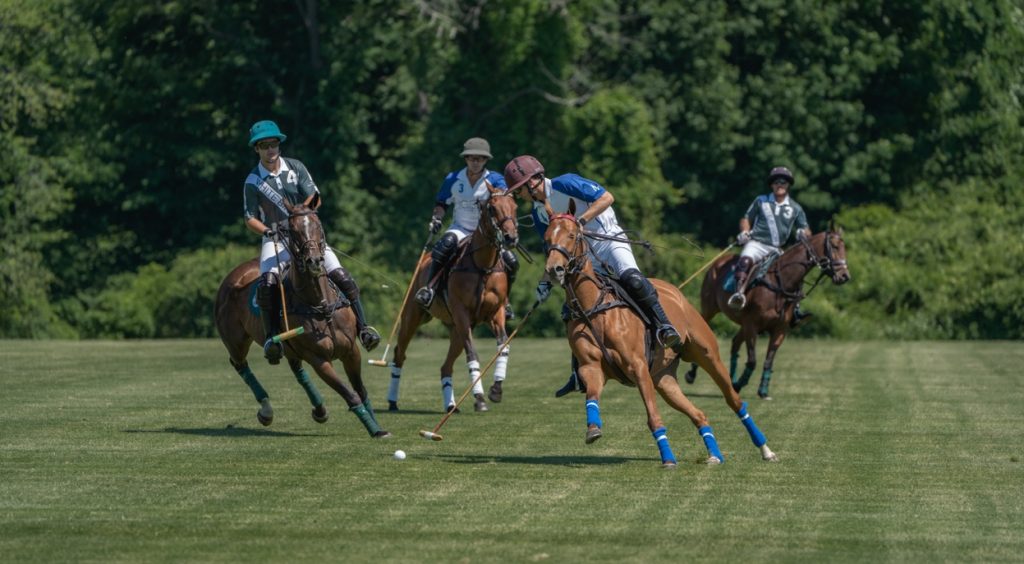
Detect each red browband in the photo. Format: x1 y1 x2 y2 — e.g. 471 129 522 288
549 213 577 223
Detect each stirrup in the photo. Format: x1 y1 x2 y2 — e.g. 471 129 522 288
656 325 681 349
728 292 747 309
359 326 381 351
414 287 434 308
263 338 282 365
504 302 515 320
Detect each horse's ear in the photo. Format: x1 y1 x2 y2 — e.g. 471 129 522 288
828 217 836 232
283 199 296 214
568 199 576 216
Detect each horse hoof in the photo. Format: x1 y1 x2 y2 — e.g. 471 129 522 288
388 401 399 412
585 428 602 444
373 430 392 439
758 392 773 400
256 412 273 426
488 381 503 403
446 404 460 414
473 393 489 412
311 405 329 424
684 370 697 385
661 461 678 470
706 456 723 465
761 445 779 462
257 399 273 426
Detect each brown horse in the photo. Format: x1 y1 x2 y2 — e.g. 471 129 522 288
386 188 519 413
544 202 778 468
685 225 850 399
214 202 390 438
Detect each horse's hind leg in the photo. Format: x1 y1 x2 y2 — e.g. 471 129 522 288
309 359 390 439
228 357 275 427
288 358 327 423
733 327 757 392
386 303 425 411
629 359 677 469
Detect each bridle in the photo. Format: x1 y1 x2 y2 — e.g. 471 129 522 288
285 208 328 278
545 214 588 277
800 231 847 278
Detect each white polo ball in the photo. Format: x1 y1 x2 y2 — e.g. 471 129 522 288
393 449 407 461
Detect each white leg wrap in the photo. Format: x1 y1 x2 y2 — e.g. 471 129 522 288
441 376 454 409
388 363 402 402
493 344 510 382
468 360 483 395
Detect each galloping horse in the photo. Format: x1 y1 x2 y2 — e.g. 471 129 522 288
544 202 777 468
387 187 519 413
214 202 390 438
685 224 850 399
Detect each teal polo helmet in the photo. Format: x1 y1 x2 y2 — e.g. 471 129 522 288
248 120 287 146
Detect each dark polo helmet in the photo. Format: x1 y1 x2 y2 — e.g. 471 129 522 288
768 166 795 186
503 155 545 191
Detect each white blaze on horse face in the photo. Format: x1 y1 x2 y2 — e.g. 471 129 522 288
545 222 570 285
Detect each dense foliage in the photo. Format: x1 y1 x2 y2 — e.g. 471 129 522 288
2 0 1022 339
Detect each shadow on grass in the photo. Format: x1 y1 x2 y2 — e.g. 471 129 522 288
427 453 653 466
124 427 321 438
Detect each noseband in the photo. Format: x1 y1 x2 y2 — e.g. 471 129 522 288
803 232 847 276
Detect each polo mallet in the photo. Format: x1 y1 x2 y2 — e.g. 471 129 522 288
368 233 435 367
419 299 541 441
677 242 736 290
270 230 305 343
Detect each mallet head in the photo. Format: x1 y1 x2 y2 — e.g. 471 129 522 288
418 430 443 441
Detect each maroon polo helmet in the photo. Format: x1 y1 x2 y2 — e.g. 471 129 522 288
503 155 545 191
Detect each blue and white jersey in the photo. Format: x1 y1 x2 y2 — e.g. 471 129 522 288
435 168 507 237
530 174 622 238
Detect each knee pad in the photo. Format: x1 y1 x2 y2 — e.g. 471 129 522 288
736 256 754 273
502 249 519 282
432 232 459 263
329 267 359 300
620 268 648 294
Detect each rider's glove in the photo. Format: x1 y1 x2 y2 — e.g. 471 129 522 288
796 229 809 242
736 230 751 245
263 227 277 238
535 280 553 304
429 217 443 235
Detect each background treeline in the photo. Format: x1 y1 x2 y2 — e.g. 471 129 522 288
3 0 1023 340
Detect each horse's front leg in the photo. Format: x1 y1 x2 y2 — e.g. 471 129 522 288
759 327 789 400
487 317 510 403
628 357 677 469
652 360 722 465
576 355 606 445
309 358 390 438
733 324 758 392
287 358 327 423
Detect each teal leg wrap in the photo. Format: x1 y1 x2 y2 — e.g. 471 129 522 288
291 366 324 407
235 364 268 403
758 369 773 397
729 353 739 383
363 397 380 426
350 404 382 436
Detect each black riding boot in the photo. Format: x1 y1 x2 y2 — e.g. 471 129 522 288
728 256 754 309
415 233 458 308
502 249 519 320
329 268 380 351
257 274 283 364
555 355 586 397
791 302 813 328
622 269 681 349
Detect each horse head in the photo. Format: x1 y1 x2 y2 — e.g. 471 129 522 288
282 201 328 281
543 200 587 287
808 219 850 285
480 184 519 250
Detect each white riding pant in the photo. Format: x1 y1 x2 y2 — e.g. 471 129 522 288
259 237 341 277
588 234 639 277
444 225 473 243
739 240 781 264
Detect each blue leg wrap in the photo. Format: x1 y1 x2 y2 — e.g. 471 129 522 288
699 425 724 461
292 366 324 407
737 401 766 447
236 364 268 403
585 400 602 429
652 427 676 465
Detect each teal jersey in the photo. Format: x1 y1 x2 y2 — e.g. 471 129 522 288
243 157 317 226
744 193 809 247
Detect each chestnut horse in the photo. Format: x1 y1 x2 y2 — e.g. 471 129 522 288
544 202 777 468
685 225 850 399
214 202 390 438
386 188 519 413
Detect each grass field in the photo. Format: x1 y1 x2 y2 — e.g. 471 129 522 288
1 338 1022 562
